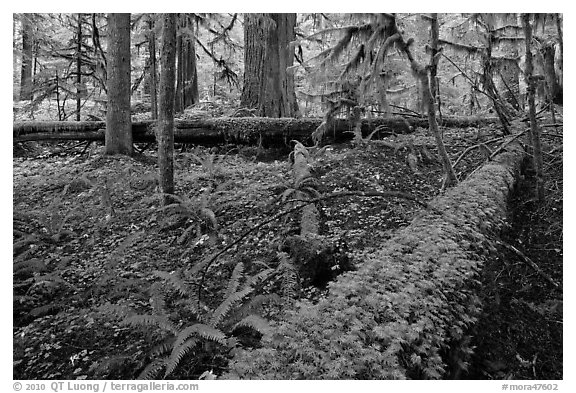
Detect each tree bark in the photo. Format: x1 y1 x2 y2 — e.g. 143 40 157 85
522 14 545 202
19 14 33 101
541 42 562 104
76 13 83 121
147 16 158 119
175 14 199 113
105 13 133 155
158 13 177 204
241 13 299 117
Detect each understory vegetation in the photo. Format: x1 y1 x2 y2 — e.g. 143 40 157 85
13 113 562 379
13 12 562 381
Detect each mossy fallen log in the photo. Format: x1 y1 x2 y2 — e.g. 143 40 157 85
225 136 526 379
13 116 499 146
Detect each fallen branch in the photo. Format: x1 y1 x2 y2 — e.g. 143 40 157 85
500 241 560 289
452 136 503 170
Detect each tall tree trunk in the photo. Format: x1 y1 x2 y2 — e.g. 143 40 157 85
175 14 199 112
427 13 458 187
541 43 562 104
19 14 33 101
158 13 177 205
241 13 299 118
521 13 544 202
555 13 563 79
147 16 158 119
76 13 83 121
105 13 133 156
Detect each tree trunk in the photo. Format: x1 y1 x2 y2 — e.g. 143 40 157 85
76 13 83 121
241 13 299 118
19 14 33 101
555 14 563 90
175 14 199 113
105 13 133 156
14 116 500 145
427 14 458 187
158 13 177 205
541 42 562 105
522 13 544 202
147 16 158 119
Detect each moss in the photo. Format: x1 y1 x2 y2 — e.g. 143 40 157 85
225 140 525 380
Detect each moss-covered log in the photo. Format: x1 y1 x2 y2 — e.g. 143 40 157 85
225 136 526 379
13 116 499 146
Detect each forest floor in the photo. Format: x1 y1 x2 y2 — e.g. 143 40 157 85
12 121 562 380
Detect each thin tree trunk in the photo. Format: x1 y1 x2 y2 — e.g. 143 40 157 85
158 13 177 205
147 16 158 119
522 13 544 202
76 13 82 121
175 22 184 113
427 14 458 187
19 14 33 101
183 16 199 108
105 13 133 155
555 14 563 81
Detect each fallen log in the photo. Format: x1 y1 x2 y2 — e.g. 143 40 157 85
225 134 526 379
13 116 499 146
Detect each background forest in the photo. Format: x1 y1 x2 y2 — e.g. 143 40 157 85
12 13 563 382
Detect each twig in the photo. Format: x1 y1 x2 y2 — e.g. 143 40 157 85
489 130 527 160
452 136 504 170
500 241 560 289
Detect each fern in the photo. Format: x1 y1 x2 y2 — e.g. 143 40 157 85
122 314 178 335
233 315 272 336
150 337 175 357
13 258 47 276
241 268 275 291
164 337 199 377
224 262 244 299
277 252 299 299
210 287 254 328
137 358 167 380
149 282 168 315
153 270 189 297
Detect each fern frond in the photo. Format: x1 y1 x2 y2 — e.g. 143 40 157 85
153 270 189 297
13 258 47 275
176 324 227 346
277 252 299 298
241 268 275 291
150 337 175 357
30 303 60 317
97 303 136 320
122 314 178 335
137 358 167 380
164 337 199 377
233 315 272 336
149 282 168 315
224 262 244 299
210 287 254 328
